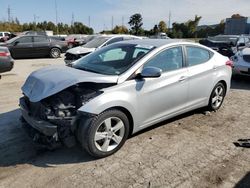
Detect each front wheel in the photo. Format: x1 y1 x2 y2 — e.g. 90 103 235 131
79 109 130 158
208 82 226 111
50 48 61 58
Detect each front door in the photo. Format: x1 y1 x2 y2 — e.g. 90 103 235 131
9 36 33 58
136 46 189 127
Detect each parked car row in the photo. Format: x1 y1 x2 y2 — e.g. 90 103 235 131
64 34 143 65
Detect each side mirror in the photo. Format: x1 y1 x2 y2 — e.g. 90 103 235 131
13 41 19 46
140 67 162 78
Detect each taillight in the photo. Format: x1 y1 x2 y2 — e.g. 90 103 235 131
0 52 10 57
226 60 233 68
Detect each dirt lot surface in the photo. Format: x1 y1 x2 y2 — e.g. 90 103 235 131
0 57 250 188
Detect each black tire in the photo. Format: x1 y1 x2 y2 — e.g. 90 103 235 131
208 82 226 111
78 109 130 158
50 48 61 58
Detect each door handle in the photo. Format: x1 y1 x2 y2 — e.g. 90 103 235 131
179 76 188 82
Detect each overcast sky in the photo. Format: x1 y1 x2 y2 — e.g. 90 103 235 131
0 0 249 32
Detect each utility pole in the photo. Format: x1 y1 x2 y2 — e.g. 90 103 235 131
7 5 11 22
33 14 39 24
88 16 90 27
111 16 114 30
55 0 59 35
168 11 171 29
71 13 75 26
34 14 39 30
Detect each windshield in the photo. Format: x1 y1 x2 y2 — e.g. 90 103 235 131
73 43 154 75
83 36 110 48
6 36 19 44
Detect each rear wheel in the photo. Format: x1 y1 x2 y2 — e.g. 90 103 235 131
50 48 61 58
208 82 226 111
79 109 129 158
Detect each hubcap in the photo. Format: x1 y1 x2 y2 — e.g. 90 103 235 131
51 49 59 57
94 117 125 152
211 86 224 109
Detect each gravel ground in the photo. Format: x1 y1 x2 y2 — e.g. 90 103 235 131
0 57 250 188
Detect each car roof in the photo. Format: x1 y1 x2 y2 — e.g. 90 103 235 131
117 39 192 48
96 34 141 39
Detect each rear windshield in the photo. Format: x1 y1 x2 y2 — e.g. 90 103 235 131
83 37 110 48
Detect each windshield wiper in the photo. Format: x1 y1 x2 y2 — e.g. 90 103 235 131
75 66 100 74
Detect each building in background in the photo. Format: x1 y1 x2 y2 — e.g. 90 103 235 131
224 15 250 35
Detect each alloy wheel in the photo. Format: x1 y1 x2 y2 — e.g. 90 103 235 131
211 85 224 109
94 117 125 152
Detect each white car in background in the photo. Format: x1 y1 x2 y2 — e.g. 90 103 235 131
232 48 250 77
64 35 143 65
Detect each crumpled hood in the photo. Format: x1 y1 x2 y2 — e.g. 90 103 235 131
66 46 96 55
22 65 118 102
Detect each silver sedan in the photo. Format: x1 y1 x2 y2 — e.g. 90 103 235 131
20 39 232 158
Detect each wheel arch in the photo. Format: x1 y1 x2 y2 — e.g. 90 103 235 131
106 106 134 136
218 80 227 94
50 45 62 52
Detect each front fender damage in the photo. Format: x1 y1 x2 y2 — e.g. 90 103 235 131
20 82 115 149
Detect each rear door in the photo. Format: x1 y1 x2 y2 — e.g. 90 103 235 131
9 36 33 58
185 45 215 107
33 36 50 57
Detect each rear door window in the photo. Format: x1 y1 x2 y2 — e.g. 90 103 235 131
33 36 49 42
186 46 211 66
106 37 123 45
15 36 32 43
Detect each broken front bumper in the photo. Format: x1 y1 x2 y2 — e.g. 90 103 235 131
19 97 57 136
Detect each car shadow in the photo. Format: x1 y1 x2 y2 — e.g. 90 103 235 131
0 107 206 168
0 109 94 168
234 171 250 188
131 107 206 138
231 76 250 91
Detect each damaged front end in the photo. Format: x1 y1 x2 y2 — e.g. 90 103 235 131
20 82 113 149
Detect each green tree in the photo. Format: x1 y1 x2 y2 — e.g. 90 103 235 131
153 25 159 35
158 21 167 33
128 13 143 35
171 15 202 38
112 25 128 34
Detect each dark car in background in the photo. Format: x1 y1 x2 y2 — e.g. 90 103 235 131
199 35 238 57
0 35 68 58
199 35 250 57
0 46 14 74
